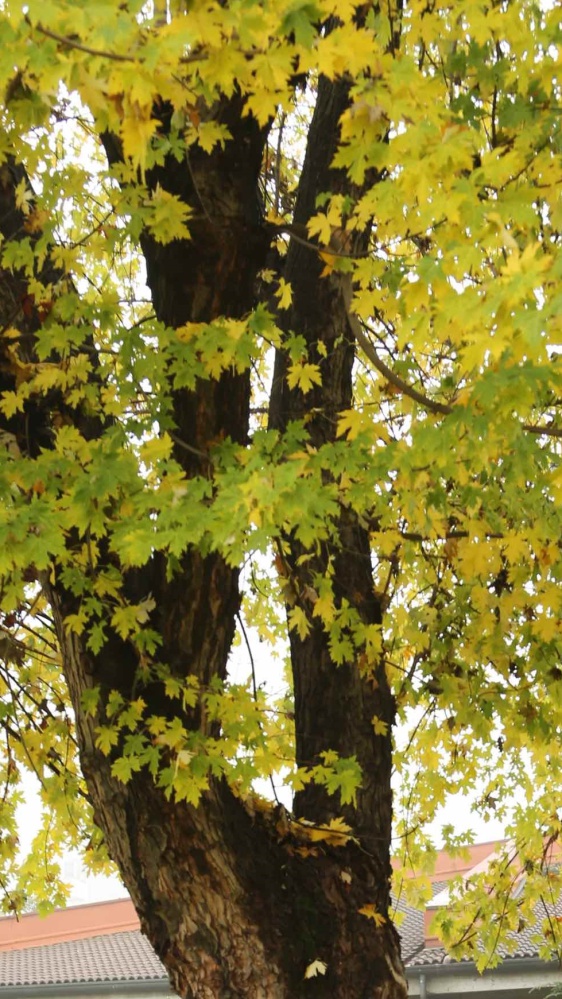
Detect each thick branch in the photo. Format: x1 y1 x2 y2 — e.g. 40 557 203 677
356 320 562 439
268 60 399 918
353 320 451 415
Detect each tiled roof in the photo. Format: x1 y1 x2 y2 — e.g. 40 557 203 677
1 868 559 987
407 935 552 968
0 930 167 987
407 892 562 968
394 899 424 963
393 881 449 963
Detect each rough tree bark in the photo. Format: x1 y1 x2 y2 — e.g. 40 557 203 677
0 68 407 999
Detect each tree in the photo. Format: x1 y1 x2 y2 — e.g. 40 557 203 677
0 0 560 995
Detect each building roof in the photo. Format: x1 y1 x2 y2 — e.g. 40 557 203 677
393 840 511 884
407 896 562 969
0 841 559 990
393 881 448 963
0 898 139 952
0 930 167 988
398 847 562 971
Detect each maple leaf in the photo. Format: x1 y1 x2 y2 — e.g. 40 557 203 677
304 959 327 979
275 278 293 310
120 112 159 175
358 904 386 927
286 361 322 393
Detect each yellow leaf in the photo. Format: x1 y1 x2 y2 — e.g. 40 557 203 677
119 499 136 517
297 816 354 847
174 749 194 771
135 595 156 624
288 606 311 639
14 177 33 215
372 715 389 737
307 212 332 244
275 278 292 311
286 362 322 393
195 121 230 154
144 186 192 243
120 114 159 174
532 615 559 642
141 433 173 464
304 959 327 979
312 593 336 624
319 249 336 276
358 904 386 926
64 612 87 636
246 88 286 126
337 408 367 440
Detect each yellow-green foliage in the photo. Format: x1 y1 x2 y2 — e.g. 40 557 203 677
0 0 560 963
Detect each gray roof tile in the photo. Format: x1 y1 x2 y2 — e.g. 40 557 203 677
406 891 562 968
1 877 559 986
0 930 167 986
392 881 448 963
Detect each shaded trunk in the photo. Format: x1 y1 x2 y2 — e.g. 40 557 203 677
267 71 404 992
0 75 407 999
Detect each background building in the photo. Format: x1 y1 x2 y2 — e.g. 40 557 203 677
0 842 560 997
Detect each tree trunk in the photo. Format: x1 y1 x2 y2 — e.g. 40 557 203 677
0 72 407 999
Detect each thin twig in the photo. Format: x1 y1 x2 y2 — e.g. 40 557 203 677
353 320 451 415
33 22 208 67
236 611 280 806
274 113 286 218
524 423 562 438
33 24 136 62
355 322 562 439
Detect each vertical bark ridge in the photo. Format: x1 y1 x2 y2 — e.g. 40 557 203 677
268 71 405 995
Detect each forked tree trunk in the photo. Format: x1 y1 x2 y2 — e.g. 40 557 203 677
0 70 407 999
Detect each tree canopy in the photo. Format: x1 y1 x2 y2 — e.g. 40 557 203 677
0 0 561 995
